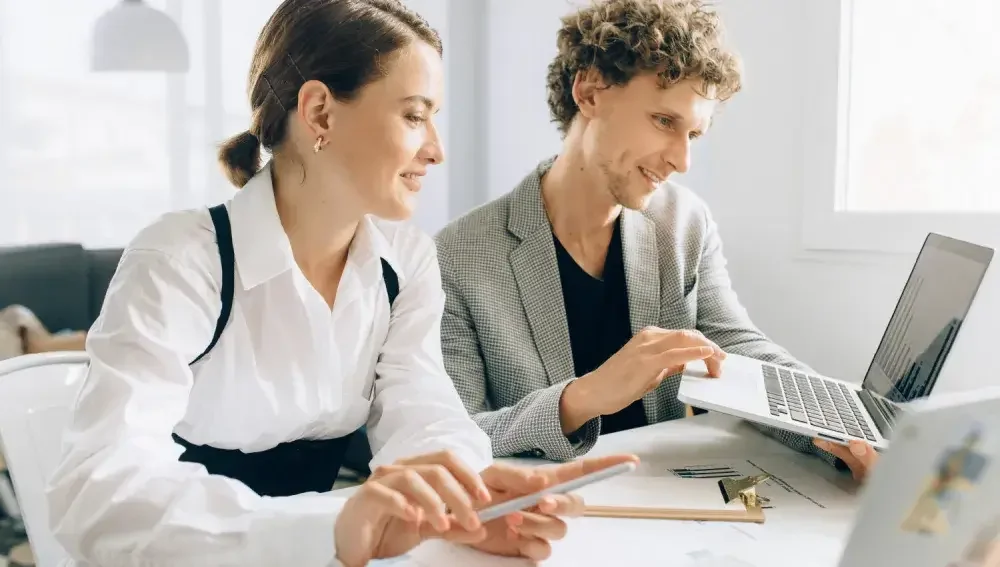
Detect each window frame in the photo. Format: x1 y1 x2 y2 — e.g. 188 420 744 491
800 0 1000 254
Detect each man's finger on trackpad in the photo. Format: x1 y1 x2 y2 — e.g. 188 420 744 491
705 356 723 378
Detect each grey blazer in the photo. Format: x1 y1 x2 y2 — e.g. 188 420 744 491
436 158 835 465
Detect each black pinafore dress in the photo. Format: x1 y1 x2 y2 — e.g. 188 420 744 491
171 205 397 497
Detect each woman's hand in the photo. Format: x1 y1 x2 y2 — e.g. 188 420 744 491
332 450 640 566
469 454 639 561
333 450 491 567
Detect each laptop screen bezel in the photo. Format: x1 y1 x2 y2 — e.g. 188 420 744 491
859 232 994 401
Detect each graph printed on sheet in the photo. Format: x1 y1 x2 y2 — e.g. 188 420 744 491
665 457 848 511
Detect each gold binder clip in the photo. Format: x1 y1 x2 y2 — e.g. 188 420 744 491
719 474 772 508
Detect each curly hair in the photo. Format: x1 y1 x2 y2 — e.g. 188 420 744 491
546 0 742 135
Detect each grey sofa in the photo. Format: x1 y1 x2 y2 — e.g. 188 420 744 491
0 244 123 333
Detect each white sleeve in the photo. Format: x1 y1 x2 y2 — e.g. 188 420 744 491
46 248 343 567
366 237 494 473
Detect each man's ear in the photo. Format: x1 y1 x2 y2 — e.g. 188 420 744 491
572 68 606 120
296 79 336 138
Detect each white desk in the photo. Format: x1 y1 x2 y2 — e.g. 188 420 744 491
359 413 866 567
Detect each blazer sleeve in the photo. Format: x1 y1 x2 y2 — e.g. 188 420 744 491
693 207 841 467
437 243 600 462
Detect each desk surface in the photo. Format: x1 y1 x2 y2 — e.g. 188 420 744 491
358 413 865 567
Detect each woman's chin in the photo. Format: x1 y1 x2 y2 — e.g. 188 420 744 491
373 197 415 221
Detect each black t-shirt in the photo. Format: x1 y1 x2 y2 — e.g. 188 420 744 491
553 217 647 435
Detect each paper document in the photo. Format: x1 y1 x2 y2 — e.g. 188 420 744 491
680 550 761 567
574 475 747 511
399 541 532 567
370 557 418 566
374 515 845 567
544 517 764 566
659 456 852 512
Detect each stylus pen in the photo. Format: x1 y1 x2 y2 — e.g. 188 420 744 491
476 461 637 523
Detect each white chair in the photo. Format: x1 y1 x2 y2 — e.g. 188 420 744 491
0 351 89 567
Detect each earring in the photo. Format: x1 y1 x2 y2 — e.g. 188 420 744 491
313 136 325 153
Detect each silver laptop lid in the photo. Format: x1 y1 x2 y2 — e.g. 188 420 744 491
860 234 993 404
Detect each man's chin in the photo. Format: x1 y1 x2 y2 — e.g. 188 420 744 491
617 192 654 211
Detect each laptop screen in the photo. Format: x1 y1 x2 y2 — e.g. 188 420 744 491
861 233 993 404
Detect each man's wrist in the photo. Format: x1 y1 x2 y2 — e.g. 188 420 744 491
559 377 598 435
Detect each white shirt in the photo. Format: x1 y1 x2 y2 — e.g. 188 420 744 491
46 164 493 567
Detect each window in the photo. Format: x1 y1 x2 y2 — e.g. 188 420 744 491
801 0 1000 253
0 0 457 249
0 0 276 248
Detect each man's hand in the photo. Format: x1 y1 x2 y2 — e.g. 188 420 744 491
468 454 640 561
559 327 725 433
813 439 879 481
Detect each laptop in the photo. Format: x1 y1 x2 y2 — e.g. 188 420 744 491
837 386 1000 567
677 233 993 450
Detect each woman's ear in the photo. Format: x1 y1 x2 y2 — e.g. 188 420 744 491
297 79 336 138
572 68 606 120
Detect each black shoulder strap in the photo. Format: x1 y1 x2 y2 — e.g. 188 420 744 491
380 258 399 307
190 212 394 365
190 204 235 365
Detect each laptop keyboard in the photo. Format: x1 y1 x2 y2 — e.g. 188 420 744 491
763 365 876 442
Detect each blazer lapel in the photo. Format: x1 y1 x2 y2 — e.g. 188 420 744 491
621 208 661 336
620 208 666 424
508 161 576 387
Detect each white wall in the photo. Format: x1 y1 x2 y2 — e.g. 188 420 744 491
401 0 451 234
483 0 712 199
400 0 492 234
484 0 563 199
480 0 999 394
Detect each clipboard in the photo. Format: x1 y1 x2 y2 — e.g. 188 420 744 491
580 473 770 524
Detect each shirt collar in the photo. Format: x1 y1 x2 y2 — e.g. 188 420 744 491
229 162 295 290
229 163 403 291
350 215 404 290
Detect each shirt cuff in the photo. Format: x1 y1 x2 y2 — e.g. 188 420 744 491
248 493 344 567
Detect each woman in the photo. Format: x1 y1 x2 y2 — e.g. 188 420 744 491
45 1 634 565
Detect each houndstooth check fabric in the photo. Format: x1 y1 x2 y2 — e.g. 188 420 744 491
436 157 839 467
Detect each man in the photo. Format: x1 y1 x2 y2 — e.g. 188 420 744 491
435 0 876 479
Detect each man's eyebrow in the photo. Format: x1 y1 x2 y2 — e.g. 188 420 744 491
653 108 691 124
653 108 709 133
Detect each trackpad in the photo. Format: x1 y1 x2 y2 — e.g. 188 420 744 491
683 359 713 379
679 355 769 414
